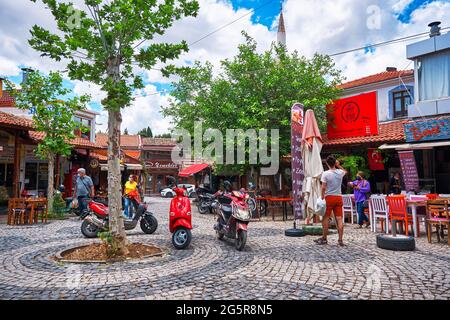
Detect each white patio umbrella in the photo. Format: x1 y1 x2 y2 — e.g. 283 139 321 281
301 110 323 221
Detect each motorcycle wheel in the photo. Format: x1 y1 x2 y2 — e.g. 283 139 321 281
81 220 99 238
172 227 192 250
198 203 209 214
235 230 247 251
140 214 158 234
248 198 256 212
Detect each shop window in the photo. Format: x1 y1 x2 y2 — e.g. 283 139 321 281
25 162 48 192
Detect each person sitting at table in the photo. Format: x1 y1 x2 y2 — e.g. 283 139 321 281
348 171 371 229
389 172 402 195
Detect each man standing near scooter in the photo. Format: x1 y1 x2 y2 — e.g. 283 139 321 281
74 168 95 215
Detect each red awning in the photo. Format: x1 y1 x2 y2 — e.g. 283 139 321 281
178 164 209 177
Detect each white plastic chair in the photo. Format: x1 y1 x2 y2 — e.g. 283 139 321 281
370 195 389 234
342 195 356 224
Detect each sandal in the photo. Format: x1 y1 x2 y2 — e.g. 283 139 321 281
338 240 345 247
314 237 328 245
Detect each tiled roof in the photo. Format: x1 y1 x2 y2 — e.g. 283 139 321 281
95 133 142 148
142 137 176 146
322 119 408 146
0 111 34 129
29 131 99 149
338 70 414 90
0 91 16 107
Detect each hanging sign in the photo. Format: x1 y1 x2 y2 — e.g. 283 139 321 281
368 148 385 171
291 103 304 220
398 150 420 192
404 118 450 142
326 91 379 139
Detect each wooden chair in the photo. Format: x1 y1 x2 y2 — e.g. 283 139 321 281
342 195 356 224
426 199 450 245
370 195 389 234
8 198 28 225
387 195 414 236
34 198 48 223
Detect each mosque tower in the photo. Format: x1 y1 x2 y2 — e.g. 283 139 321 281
277 7 286 46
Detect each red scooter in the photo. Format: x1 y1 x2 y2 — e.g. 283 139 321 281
213 181 251 251
80 190 158 238
169 187 192 249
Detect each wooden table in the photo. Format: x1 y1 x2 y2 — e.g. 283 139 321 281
257 197 293 221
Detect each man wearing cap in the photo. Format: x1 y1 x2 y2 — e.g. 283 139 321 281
74 168 95 214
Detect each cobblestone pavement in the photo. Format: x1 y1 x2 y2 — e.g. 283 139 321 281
0 197 449 300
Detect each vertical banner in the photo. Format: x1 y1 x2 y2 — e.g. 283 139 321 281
398 150 420 192
291 103 304 220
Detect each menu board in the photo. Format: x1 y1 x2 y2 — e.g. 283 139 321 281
291 103 304 220
398 151 420 192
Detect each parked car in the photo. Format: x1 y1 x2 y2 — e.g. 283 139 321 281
161 184 196 198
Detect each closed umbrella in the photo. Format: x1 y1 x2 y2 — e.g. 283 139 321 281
301 110 323 221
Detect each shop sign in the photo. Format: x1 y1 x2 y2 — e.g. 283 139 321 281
368 148 385 171
398 151 420 192
326 91 379 139
90 158 99 169
291 103 304 220
146 161 178 169
404 118 450 143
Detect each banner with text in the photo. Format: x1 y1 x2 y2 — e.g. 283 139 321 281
326 91 379 139
291 103 304 220
398 150 420 192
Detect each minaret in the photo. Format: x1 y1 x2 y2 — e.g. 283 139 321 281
277 8 286 46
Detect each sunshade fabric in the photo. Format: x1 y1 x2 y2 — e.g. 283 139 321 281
178 164 209 177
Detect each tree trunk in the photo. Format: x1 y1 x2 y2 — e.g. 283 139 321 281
47 153 54 215
108 108 128 255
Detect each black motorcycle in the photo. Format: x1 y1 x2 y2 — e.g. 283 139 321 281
197 192 216 214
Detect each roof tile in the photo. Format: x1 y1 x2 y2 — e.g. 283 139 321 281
338 70 414 90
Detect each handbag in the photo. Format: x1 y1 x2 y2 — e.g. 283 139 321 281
315 198 327 217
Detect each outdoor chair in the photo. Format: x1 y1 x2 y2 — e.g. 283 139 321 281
369 195 389 234
387 195 414 236
342 195 356 224
8 198 29 225
426 199 450 245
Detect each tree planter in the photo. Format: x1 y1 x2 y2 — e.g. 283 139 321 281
55 243 165 264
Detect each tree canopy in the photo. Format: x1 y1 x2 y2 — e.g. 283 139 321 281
138 126 153 138
163 33 344 173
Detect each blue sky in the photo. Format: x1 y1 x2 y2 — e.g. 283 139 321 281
397 0 450 22
230 0 283 28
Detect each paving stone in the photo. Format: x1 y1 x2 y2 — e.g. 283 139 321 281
0 197 449 300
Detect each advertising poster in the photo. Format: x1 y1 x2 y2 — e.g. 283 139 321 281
291 103 304 220
326 91 379 139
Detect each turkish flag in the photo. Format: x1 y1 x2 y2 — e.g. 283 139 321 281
368 149 384 171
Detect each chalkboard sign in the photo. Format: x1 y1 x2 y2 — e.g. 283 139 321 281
398 151 419 192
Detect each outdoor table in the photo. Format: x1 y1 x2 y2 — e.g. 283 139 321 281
407 200 427 238
257 197 293 221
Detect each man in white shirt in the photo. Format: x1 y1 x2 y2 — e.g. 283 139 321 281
314 156 347 246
